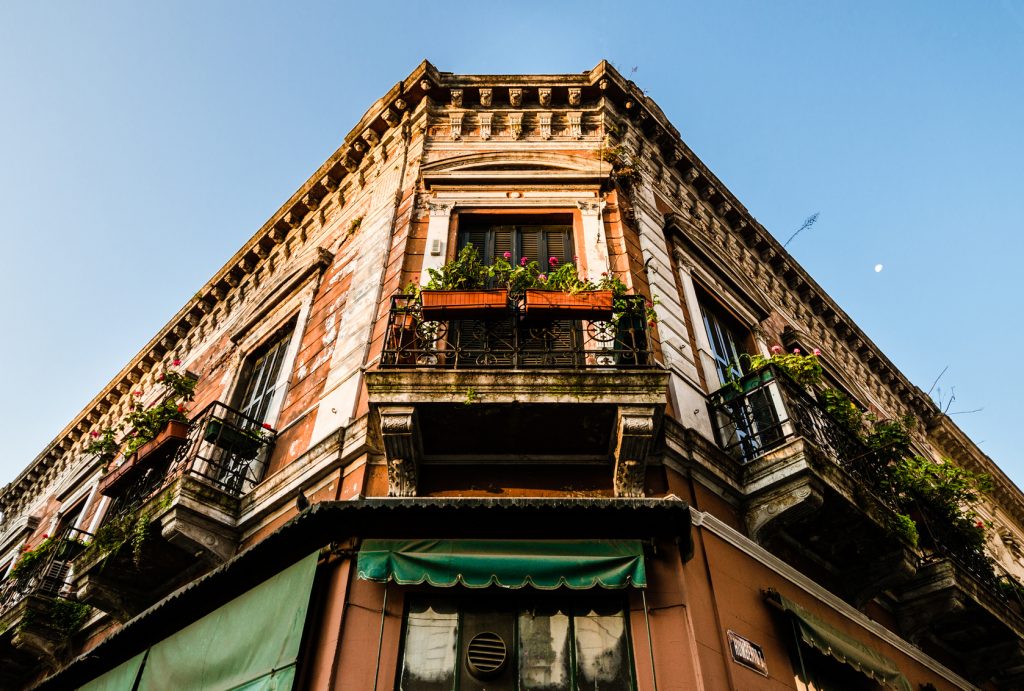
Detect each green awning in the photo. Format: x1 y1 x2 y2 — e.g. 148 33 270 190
768 591 911 691
77 651 146 691
357 539 646 589
135 551 319 691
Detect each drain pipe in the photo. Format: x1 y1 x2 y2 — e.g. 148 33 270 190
348 99 413 428
372 582 389 691
641 589 659 691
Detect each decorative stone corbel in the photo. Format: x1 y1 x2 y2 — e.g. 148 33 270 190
479 88 492 106
379 406 423 497
381 109 399 127
613 405 657 498
539 112 552 140
450 112 463 140
568 112 582 139
508 112 523 140
538 87 552 106
450 89 463 108
363 129 380 148
684 167 700 184
568 87 582 106
479 112 492 140
509 88 522 107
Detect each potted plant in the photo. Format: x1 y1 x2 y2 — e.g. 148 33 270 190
420 244 508 319
521 258 613 320
203 418 271 460
90 362 198 497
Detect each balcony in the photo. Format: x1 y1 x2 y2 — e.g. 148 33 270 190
896 536 1024 685
366 295 669 498
707 366 917 603
0 528 90 683
73 402 275 620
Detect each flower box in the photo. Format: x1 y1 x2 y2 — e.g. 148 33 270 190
203 418 264 460
523 289 614 320
97 420 190 498
420 289 508 320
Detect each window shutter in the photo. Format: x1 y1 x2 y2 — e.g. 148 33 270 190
519 229 542 264
492 226 514 263
460 228 490 258
544 229 569 265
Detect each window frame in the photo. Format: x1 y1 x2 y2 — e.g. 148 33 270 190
395 591 637 691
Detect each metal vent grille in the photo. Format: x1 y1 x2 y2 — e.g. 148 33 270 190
466 631 507 678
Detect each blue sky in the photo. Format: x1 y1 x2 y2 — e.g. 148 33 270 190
1 1 1022 487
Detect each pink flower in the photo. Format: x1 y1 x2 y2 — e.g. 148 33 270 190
520 257 529 266
792 348 801 355
157 373 165 382
503 251 512 260
538 274 547 282
549 256 558 266
573 256 579 262
770 345 783 354
90 430 100 438
812 348 821 356
133 390 143 397
172 358 181 367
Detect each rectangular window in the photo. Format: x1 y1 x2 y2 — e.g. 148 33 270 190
697 289 751 386
458 219 573 269
398 595 634 691
237 323 294 424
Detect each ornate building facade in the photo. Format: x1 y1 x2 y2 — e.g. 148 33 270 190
1 61 1022 690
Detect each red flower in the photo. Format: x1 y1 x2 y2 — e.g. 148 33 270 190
503 251 512 260
177 404 185 413
133 390 143 397
976 520 985 528
549 256 558 266
520 257 529 266
262 422 273 430
172 358 181 367
90 430 100 438
42 534 48 539
157 373 165 382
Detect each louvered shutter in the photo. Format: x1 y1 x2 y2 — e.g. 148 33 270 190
459 227 490 259
541 227 570 265
492 226 514 263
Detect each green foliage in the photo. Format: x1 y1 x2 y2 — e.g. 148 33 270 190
747 350 823 388
820 388 864 436
889 513 919 548
425 244 489 290
86 367 197 463
864 416 914 466
11 537 57 579
422 244 659 323
82 508 157 568
48 598 91 638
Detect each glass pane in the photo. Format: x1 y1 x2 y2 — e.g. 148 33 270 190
518 605 571 690
574 605 632 691
399 600 458 691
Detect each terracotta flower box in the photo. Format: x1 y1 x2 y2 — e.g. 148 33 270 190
523 289 614 320
97 420 190 498
420 289 508 320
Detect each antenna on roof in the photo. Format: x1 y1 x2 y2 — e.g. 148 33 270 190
783 212 820 248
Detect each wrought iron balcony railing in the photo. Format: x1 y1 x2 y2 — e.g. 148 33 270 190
707 365 897 508
101 401 276 526
380 294 655 369
0 527 91 619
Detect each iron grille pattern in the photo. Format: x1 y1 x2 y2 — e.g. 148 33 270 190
101 401 276 526
0 527 91 618
380 294 655 369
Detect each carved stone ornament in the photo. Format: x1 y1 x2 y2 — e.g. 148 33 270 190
394 98 408 111
429 201 455 217
419 79 432 92
717 201 732 217
450 89 463 108
382 109 399 126
479 112 492 140
568 112 582 139
568 87 582 106
363 129 380 147
319 173 339 191
598 78 609 91
538 87 552 106
379 406 423 497
613 406 657 498
539 112 552 140
509 87 522 107
479 88 492 106
684 167 700 183
302 193 319 212
576 200 606 217
449 112 463 140
508 112 523 140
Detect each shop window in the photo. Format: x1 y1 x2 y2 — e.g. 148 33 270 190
236 322 295 424
398 595 634 691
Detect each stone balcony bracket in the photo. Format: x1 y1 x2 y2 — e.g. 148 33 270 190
379 406 423 498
